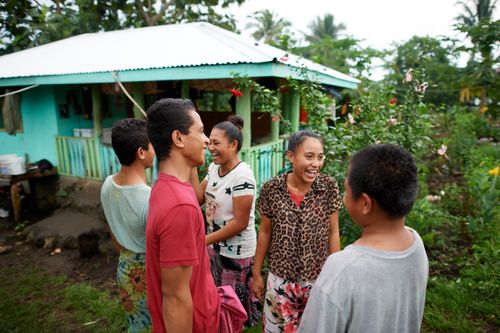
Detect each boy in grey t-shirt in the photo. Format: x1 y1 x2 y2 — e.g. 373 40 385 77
299 144 429 333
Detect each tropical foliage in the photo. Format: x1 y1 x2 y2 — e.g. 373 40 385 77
0 0 246 55
0 1 498 332
245 9 291 47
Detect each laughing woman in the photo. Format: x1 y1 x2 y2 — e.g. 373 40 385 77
252 130 342 333
191 115 261 327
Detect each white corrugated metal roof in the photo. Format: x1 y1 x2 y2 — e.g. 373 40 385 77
0 22 358 84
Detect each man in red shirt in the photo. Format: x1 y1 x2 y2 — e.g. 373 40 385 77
145 98 221 333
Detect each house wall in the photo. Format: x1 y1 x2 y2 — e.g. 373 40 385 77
0 85 59 164
54 86 93 136
54 86 129 136
0 85 131 168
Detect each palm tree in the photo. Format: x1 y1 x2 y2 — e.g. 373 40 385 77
455 1 498 110
306 13 346 43
455 0 497 26
246 9 291 46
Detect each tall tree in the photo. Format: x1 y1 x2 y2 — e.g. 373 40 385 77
299 14 380 77
384 36 461 106
305 13 345 43
245 9 291 46
131 0 245 30
300 36 382 78
455 0 497 26
455 0 498 110
33 0 128 46
0 0 40 54
0 0 246 55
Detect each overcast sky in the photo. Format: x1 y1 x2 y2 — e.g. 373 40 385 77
228 0 498 50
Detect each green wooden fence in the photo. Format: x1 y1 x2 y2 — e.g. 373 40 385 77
55 136 285 191
240 139 285 194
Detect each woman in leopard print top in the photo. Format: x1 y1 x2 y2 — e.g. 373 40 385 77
253 130 342 333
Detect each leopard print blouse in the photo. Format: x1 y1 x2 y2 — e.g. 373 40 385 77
257 171 342 281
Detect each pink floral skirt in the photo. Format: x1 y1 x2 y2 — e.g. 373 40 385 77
263 272 313 333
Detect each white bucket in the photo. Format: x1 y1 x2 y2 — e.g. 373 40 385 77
0 155 26 175
80 128 95 138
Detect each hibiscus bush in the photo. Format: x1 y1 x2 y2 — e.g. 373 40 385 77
233 67 499 332
291 69 437 244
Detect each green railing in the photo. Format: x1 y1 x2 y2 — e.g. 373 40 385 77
241 139 285 194
55 136 285 191
55 136 103 179
55 136 124 180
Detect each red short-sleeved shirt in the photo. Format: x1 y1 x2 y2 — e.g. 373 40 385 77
146 173 220 333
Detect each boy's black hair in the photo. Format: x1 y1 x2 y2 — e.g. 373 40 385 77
146 98 195 160
287 130 323 153
213 114 244 152
348 144 418 219
111 118 150 166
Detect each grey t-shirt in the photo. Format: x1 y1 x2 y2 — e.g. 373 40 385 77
298 227 429 333
100 175 151 253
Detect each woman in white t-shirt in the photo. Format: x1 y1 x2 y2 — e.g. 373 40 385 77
191 115 261 327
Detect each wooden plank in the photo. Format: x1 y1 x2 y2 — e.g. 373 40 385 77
236 86 251 149
290 89 300 133
91 85 102 137
63 138 70 175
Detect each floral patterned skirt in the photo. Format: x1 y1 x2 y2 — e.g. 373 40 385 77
263 272 313 333
208 246 262 327
117 248 152 333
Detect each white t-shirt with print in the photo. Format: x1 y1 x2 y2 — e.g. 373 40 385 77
205 161 257 259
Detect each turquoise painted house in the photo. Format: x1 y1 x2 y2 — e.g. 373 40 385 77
0 22 358 190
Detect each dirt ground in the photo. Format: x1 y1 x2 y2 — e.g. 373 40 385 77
0 220 119 296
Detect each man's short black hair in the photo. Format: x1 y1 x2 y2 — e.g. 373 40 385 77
111 118 150 166
146 98 195 161
348 144 418 219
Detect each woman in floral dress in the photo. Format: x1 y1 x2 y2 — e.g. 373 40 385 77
253 130 342 333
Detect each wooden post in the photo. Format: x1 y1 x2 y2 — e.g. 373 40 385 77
282 91 290 123
90 85 105 178
213 92 220 111
181 81 190 99
290 89 300 133
236 86 251 149
91 85 102 137
132 83 145 119
271 92 280 141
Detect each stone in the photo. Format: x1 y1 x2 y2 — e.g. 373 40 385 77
24 211 106 250
0 245 13 255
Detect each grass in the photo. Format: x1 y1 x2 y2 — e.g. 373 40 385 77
0 255 262 333
0 264 125 333
0 243 497 333
424 276 499 332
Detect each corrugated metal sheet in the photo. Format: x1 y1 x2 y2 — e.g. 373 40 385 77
0 22 358 84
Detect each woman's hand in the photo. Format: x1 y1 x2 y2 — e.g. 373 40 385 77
252 272 265 302
252 214 272 302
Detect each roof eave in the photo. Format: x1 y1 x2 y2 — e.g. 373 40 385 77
0 62 358 89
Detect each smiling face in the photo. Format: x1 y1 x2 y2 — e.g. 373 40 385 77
288 137 324 184
181 110 210 167
208 128 238 166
